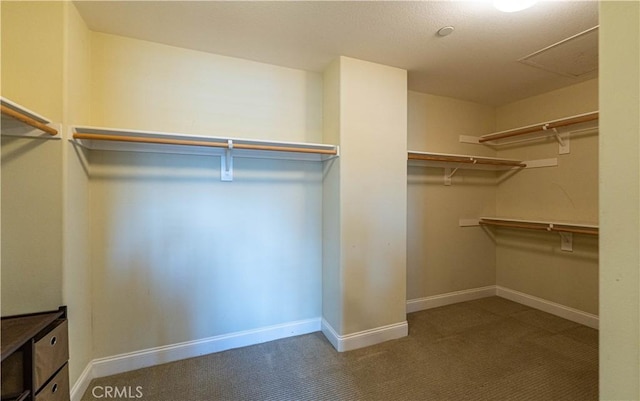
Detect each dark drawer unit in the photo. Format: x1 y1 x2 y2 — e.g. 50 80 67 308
34 320 68 391
1 307 69 401
34 364 69 401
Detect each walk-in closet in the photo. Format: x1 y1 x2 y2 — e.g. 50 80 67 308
2 1 639 400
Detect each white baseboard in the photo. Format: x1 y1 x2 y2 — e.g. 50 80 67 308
496 286 599 329
406 286 497 313
321 319 408 352
70 360 94 401
406 285 598 329
70 317 321 401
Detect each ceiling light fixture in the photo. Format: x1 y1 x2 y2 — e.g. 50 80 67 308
493 0 537 12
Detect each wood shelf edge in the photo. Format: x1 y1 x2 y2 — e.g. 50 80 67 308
0 98 58 137
479 217 599 235
478 111 598 144
72 126 338 158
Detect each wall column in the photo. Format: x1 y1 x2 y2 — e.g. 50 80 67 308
599 1 640 399
322 56 407 351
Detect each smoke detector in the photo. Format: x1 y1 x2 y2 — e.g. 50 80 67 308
437 26 455 37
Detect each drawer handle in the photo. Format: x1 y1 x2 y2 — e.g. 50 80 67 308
52 383 58 393
50 336 57 346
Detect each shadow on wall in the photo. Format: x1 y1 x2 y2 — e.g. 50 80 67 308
487 226 599 262
1 136 53 164
1 136 64 315
407 165 503 187
89 150 323 357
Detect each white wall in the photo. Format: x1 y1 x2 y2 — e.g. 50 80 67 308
321 58 342 333
406 79 598 319
88 33 324 358
599 1 640 398
1 0 64 316
90 33 322 143
406 92 496 301
495 79 598 315
0 1 63 121
62 1 94 388
340 57 407 334
1 1 94 388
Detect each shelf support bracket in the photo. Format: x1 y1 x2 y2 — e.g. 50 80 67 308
551 128 564 147
544 126 570 154
221 139 234 181
444 167 460 186
550 223 574 251
559 231 573 252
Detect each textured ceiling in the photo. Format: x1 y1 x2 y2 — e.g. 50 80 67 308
74 1 599 106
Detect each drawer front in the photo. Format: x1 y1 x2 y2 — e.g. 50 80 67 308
35 364 69 401
35 320 69 390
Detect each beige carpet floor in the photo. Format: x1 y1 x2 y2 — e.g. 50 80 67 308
81 297 598 400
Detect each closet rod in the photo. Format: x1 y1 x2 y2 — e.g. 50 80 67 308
1 105 58 136
479 219 598 235
478 111 599 143
408 153 525 167
73 133 338 155
551 226 599 236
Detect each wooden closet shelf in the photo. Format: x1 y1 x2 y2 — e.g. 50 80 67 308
1 98 58 137
478 111 598 144
408 151 526 169
479 217 598 236
72 127 339 162
74 132 337 155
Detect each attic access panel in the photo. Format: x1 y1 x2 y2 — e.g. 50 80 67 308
518 26 598 79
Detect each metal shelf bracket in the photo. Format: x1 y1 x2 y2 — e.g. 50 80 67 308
221 139 234 181
444 167 460 185
543 126 570 154
559 231 573 252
